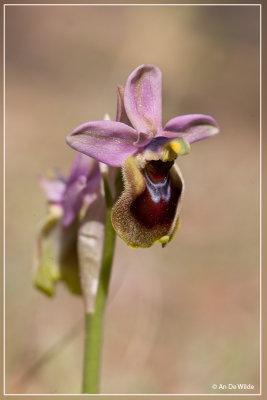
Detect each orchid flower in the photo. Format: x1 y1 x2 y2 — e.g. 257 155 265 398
66 64 219 248
34 153 106 312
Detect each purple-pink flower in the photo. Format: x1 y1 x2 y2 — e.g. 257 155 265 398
34 153 104 301
66 64 219 248
39 152 101 227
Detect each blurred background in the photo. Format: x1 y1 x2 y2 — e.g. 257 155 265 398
5 4 260 395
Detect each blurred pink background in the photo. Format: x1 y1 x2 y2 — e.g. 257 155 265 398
5 4 260 395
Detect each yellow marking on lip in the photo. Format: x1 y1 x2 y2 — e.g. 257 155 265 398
170 141 182 154
168 138 191 156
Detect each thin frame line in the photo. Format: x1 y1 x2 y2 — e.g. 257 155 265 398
3 3 6 396
3 3 262 6
2 394 263 397
3 2 262 397
3 394 263 397
259 3 262 397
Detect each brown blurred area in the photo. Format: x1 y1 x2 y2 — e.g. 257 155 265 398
5 5 260 395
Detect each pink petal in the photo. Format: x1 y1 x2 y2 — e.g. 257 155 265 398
67 152 94 185
63 156 101 226
63 176 87 226
124 64 162 135
163 114 219 144
66 120 141 167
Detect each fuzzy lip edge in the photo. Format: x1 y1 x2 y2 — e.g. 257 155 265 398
111 156 184 249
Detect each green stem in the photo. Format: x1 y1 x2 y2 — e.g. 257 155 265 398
82 174 117 394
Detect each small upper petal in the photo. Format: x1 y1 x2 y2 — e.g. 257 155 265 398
66 120 141 167
163 114 219 144
124 64 162 135
116 85 131 125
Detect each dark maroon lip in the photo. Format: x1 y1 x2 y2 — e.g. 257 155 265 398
130 160 181 229
145 160 174 183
